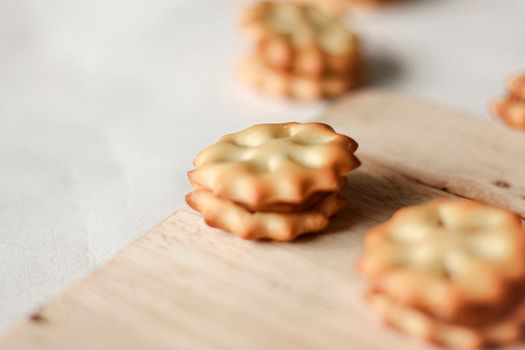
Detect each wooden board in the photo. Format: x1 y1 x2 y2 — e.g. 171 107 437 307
2 90 525 350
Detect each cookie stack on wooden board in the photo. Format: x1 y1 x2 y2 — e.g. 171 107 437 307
492 72 525 130
186 122 360 241
238 1 363 101
357 199 525 349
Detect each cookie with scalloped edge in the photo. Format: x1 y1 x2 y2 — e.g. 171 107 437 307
239 54 362 101
357 199 525 325
188 122 360 211
240 1 362 78
186 190 347 241
367 291 525 349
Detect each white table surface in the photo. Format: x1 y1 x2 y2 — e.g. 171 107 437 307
1 0 524 334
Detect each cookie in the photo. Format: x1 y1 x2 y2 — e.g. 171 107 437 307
492 72 525 130
256 36 361 77
240 1 362 78
492 96 525 130
357 199 525 324
240 1 354 49
250 186 344 213
508 72 525 101
367 291 525 349
239 55 361 101
186 190 347 241
188 122 360 211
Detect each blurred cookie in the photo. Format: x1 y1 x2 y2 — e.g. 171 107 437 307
188 122 360 211
186 190 347 241
508 72 525 101
240 1 355 52
256 35 361 77
239 55 361 101
492 96 525 130
240 1 360 77
357 199 525 324
368 291 525 349
238 1 363 100
492 72 525 130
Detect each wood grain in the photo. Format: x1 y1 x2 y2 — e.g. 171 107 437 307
321 90 525 218
2 90 525 350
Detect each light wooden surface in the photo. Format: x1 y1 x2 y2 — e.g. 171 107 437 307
322 90 525 218
2 90 525 350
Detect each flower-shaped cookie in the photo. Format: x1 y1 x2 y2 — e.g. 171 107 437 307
240 1 361 77
188 122 360 211
357 200 525 323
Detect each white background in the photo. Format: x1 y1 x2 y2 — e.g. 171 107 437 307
1 0 524 333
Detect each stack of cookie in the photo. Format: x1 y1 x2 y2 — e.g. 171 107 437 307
238 1 363 101
492 72 525 130
186 122 360 241
357 199 525 349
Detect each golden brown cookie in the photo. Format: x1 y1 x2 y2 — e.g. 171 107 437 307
186 190 347 241
492 96 525 130
492 72 525 130
508 72 525 101
239 55 361 101
248 186 343 213
240 1 362 78
256 35 361 77
240 1 353 47
367 291 525 349
357 199 525 324
188 122 360 211
190 183 340 214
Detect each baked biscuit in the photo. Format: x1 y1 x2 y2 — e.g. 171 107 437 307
256 36 361 77
239 55 361 101
251 186 343 213
240 1 361 78
508 72 525 101
357 199 525 324
188 122 360 211
186 190 347 241
492 72 525 130
368 291 525 349
492 96 525 130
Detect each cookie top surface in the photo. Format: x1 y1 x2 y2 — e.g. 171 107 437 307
188 122 360 210
358 199 525 319
241 1 356 56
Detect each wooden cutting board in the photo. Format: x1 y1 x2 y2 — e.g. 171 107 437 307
2 90 525 350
